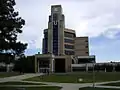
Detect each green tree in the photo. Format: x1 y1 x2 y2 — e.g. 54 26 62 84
13 56 35 73
0 0 27 64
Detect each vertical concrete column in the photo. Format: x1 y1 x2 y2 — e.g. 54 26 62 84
51 58 54 73
35 56 37 73
71 64 73 72
48 22 53 53
59 15 65 55
49 55 54 73
65 56 72 72
113 64 115 72
86 64 88 72
49 58 52 73
38 60 39 73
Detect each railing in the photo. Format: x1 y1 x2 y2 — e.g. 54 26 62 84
71 56 78 64
39 68 50 73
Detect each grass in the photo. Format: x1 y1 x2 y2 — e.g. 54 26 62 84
0 86 61 90
0 81 45 85
0 72 21 78
103 82 120 86
24 72 120 83
79 87 120 90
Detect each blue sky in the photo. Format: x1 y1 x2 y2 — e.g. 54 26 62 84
15 0 120 62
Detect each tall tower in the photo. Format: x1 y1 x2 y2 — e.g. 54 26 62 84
42 5 65 55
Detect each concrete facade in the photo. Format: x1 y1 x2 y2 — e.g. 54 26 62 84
75 37 89 56
47 5 65 55
35 5 95 73
35 54 72 73
64 28 76 55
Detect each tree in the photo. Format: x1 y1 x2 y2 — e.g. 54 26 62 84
13 56 35 73
0 0 27 64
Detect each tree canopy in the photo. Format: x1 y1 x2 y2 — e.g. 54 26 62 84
0 0 27 63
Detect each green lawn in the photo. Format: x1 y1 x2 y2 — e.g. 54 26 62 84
79 87 119 90
103 82 120 86
0 72 21 78
0 86 61 90
24 72 120 83
0 81 45 85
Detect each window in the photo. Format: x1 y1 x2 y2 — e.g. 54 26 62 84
64 32 74 38
49 16 51 22
65 50 74 55
86 46 88 48
65 44 74 49
44 32 48 39
64 39 74 44
53 13 58 21
52 16 58 55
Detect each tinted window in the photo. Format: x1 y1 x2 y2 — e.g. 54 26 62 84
65 44 74 49
64 32 74 38
86 46 88 48
53 14 58 55
65 50 74 55
43 30 48 54
49 16 51 22
64 39 74 44
53 13 58 21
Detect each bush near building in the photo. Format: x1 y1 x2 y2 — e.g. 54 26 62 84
13 56 35 73
0 66 6 72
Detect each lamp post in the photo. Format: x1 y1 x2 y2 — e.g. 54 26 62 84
93 62 95 88
51 54 55 73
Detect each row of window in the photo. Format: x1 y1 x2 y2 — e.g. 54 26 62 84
53 17 58 55
64 44 74 49
64 39 74 44
53 13 58 21
64 32 74 38
49 16 52 22
65 50 74 55
44 31 48 39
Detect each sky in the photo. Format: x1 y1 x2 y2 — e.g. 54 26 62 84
15 0 120 62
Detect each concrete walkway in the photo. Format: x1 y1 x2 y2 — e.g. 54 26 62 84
95 80 120 85
21 80 120 90
0 85 59 87
19 81 94 90
0 73 44 83
1 73 120 90
95 85 120 89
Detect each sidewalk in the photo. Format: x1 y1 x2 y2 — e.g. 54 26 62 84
1 73 120 90
0 73 44 83
95 85 120 89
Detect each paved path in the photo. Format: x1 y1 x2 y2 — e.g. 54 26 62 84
20 81 94 90
0 73 43 83
1 73 120 90
95 80 120 85
21 80 120 90
0 85 59 87
95 85 120 89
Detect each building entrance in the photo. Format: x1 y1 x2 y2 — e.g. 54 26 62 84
39 68 50 73
55 59 65 72
38 59 50 73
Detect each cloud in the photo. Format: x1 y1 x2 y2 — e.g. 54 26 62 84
103 26 120 39
14 0 120 61
72 0 120 38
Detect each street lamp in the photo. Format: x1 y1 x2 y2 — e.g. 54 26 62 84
51 54 55 73
93 62 95 88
